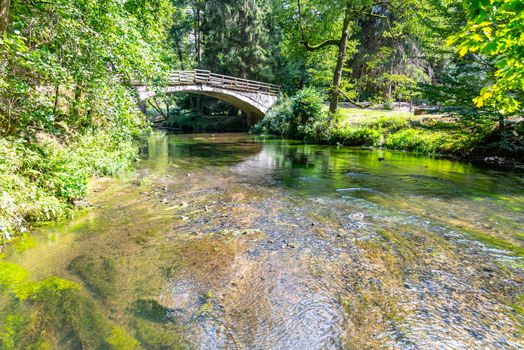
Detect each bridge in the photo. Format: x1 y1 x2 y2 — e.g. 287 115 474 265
132 70 281 123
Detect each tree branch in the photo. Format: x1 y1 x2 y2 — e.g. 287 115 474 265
301 38 342 51
297 0 341 51
148 97 167 119
335 87 365 109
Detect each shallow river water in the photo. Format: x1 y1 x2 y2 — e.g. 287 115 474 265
1 133 523 349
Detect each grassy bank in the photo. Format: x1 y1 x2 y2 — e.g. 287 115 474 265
252 89 523 163
332 108 492 156
0 129 143 246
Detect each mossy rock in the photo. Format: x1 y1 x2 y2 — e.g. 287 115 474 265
68 254 118 299
132 318 188 350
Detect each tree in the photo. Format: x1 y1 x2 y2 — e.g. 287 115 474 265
202 0 269 79
293 0 432 113
0 0 9 36
448 0 524 118
296 0 353 113
0 0 174 135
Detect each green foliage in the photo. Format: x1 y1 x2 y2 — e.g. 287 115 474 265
253 88 331 141
0 129 140 245
385 129 463 154
165 108 205 132
329 115 411 146
330 126 382 146
202 0 270 79
0 261 141 349
255 106 515 158
448 0 524 114
0 0 171 244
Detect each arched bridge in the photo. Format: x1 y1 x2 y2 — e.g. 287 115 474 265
132 70 280 120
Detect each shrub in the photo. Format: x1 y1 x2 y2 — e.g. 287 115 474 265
329 126 382 146
383 98 395 110
251 97 294 136
384 129 472 154
0 129 140 245
164 108 205 132
363 115 411 132
253 88 331 141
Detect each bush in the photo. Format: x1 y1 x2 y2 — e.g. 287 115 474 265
253 88 331 142
363 115 410 132
0 129 140 245
329 126 382 146
384 129 473 154
251 97 294 136
164 108 205 132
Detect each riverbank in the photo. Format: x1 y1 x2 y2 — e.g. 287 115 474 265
334 108 523 167
253 93 523 168
0 130 143 246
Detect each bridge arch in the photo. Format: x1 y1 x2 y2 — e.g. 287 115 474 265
133 70 280 122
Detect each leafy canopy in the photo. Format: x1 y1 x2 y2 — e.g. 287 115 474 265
449 0 524 114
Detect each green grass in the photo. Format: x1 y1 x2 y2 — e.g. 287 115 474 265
329 108 488 156
338 108 414 125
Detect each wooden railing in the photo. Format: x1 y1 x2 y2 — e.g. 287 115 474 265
165 70 281 95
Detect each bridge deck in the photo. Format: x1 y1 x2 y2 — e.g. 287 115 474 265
132 70 280 95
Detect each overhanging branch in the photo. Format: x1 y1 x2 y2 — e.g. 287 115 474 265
297 0 341 51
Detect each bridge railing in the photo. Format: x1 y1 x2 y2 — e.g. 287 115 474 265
168 70 281 95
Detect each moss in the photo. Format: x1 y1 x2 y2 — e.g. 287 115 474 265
131 229 159 245
460 228 524 258
0 261 142 349
338 240 407 348
375 229 416 262
129 299 172 324
106 326 140 350
132 318 188 350
195 290 215 318
68 254 118 299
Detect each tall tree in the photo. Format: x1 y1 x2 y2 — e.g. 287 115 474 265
202 0 269 79
0 0 10 36
292 0 435 112
297 0 352 113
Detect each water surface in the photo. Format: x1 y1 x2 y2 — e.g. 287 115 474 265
1 133 523 349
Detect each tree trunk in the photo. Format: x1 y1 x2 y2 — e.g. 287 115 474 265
328 3 352 114
194 2 202 65
498 114 505 130
148 97 167 119
196 95 203 114
53 85 60 116
0 0 10 37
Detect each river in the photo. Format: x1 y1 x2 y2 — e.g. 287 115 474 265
1 132 523 349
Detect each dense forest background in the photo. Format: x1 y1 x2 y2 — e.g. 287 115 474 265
0 0 523 243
